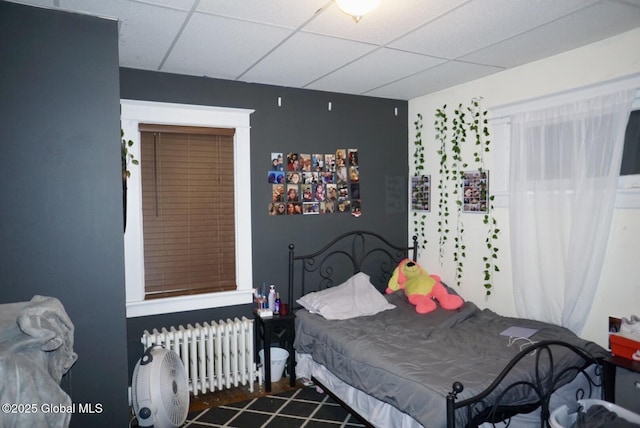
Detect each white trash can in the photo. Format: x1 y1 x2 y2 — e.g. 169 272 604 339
258 347 289 382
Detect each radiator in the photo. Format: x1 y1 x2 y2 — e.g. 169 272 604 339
140 317 258 396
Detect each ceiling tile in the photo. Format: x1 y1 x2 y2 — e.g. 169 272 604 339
388 0 600 59
306 48 446 96
241 32 377 88
365 60 503 100
302 0 469 45
59 0 189 70
460 0 640 68
196 0 329 28
161 12 293 80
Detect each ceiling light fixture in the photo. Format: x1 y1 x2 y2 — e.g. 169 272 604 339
335 0 380 23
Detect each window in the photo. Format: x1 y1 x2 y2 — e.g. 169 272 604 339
490 75 640 208
620 109 640 176
121 100 254 317
140 125 236 299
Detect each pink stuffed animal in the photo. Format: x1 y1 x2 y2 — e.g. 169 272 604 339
386 259 464 314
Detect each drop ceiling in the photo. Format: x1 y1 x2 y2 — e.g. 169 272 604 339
9 0 640 100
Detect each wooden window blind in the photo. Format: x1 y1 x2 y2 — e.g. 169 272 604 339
140 124 236 299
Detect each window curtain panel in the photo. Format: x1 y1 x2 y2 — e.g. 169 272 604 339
509 90 634 334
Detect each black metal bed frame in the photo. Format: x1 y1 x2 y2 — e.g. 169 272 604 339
287 229 418 310
446 340 603 428
287 230 604 428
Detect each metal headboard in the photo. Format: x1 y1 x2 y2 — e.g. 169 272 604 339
287 230 418 310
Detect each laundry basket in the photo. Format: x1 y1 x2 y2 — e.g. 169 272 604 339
258 347 289 382
549 399 640 428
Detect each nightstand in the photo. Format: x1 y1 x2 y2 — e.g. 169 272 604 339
254 312 296 392
602 355 640 413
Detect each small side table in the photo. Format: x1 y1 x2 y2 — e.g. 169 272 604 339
254 312 296 392
602 355 640 412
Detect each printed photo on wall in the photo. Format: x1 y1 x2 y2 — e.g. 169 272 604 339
268 171 284 184
302 184 313 202
272 184 285 202
269 202 286 216
337 183 349 201
325 154 336 172
462 170 489 213
302 171 319 184
312 154 324 171
303 202 320 215
286 153 300 171
348 149 358 167
350 183 360 200
313 183 326 201
286 185 300 202
322 201 336 214
286 202 302 215
299 153 311 172
349 166 359 182
351 200 362 217
337 200 351 213
287 171 301 184
271 152 284 171
326 183 338 201
411 175 431 211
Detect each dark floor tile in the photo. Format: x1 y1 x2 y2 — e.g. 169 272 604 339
226 398 254 409
294 386 326 402
304 420 344 428
344 414 368 427
312 403 351 422
280 399 321 417
192 406 239 424
226 409 272 427
262 414 305 428
269 388 298 399
247 395 288 413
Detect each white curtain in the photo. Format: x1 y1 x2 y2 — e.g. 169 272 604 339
509 90 634 334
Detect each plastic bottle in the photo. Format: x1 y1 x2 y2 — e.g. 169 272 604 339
274 292 281 315
268 285 276 312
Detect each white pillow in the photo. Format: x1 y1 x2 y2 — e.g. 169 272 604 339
296 272 395 320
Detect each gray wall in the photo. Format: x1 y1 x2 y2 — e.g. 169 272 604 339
0 2 129 427
121 68 410 372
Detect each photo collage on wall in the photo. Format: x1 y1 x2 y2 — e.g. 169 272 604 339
463 170 489 213
268 149 361 216
411 175 431 211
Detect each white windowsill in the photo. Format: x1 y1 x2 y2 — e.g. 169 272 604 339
126 289 254 318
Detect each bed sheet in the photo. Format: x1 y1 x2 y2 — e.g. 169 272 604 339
294 291 607 428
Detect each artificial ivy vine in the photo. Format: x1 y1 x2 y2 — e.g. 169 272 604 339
467 99 500 295
432 99 500 296
435 107 449 262
412 113 427 249
451 104 468 287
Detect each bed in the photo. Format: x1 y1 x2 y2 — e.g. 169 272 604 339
288 230 608 428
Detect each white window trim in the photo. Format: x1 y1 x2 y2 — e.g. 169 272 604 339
489 73 640 209
121 99 255 318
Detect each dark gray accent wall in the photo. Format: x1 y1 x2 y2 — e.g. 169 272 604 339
0 2 129 427
120 68 409 373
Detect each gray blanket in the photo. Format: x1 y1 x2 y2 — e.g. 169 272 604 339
295 291 607 427
0 295 78 428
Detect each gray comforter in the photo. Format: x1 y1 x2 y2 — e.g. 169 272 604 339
295 291 607 427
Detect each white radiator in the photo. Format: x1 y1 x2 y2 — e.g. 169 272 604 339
140 317 259 396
